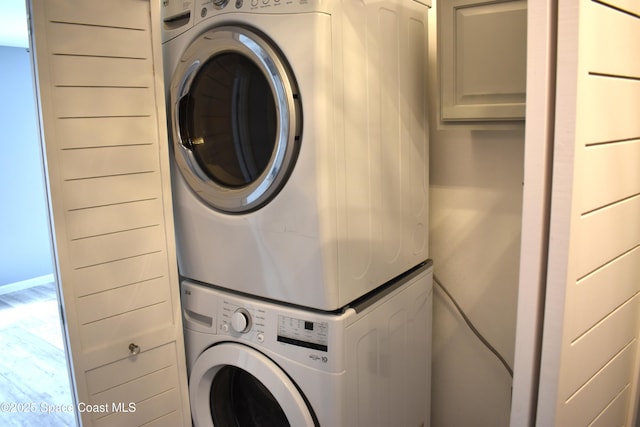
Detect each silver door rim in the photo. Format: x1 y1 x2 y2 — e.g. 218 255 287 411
171 25 301 213
189 343 316 427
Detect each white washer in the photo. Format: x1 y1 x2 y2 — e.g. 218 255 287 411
182 261 433 427
162 0 431 310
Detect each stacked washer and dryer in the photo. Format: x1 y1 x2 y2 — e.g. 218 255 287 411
162 0 433 425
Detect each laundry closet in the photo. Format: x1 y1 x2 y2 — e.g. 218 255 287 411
29 0 433 425
15 0 640 426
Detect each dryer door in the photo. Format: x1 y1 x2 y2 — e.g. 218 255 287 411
170 25 301 214
189 342 317 427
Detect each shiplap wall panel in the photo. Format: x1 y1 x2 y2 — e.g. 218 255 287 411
62 173 161 209
80 302 173 351
72 252 168 297
590 387 632 427
598 0 640 16
541 0 640 425
581 140 640 213
570 246 640 339
54 87 154 118
50 55 151 88
76 277 170 325
44 0 149 28
142 411 184 427
576 196 640 278
582 77 640 144
564 297 639 396
93 388 180 427
560 343 637 426
48 23 149 58
91 366 177 408
30 0 190 425
60 145 158 180
68 227 165 268
586 1 640 78
85 343 181 426
56 117 157 149
65 199 164 240
85 342 176 394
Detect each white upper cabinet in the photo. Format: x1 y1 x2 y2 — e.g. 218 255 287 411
438 0 527 122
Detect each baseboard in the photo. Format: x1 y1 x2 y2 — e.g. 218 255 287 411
0 274 55 296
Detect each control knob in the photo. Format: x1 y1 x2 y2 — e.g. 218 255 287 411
212 0 230 9
231 308 252 333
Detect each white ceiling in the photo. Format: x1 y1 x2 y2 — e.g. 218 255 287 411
0 0 29 48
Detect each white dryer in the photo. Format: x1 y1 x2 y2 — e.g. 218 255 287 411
162 0 431 310
182 260 433 427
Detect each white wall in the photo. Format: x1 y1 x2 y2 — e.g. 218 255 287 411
0 45 53 286
427 4 525 426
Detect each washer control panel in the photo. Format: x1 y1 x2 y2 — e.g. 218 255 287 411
182 280 350 372
220 300 267 342
217 298 332 355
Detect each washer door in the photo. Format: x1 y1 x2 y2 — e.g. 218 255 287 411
189 343 316 427
171 25 301 213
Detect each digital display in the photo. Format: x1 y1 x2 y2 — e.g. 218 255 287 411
304 321 314 331
277 315 328 352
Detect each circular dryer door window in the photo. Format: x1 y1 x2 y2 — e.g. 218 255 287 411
171 26 302 214
189 343 317 427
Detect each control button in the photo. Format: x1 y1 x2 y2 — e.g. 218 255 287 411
231 308 252 333
257 333 264 343
221 323 229 333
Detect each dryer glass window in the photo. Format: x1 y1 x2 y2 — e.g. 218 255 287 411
171 26 301 213
210 366 290 426
184 53 277 188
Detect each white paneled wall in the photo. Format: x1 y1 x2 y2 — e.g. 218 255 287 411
30 0 190 425
539 0 640 425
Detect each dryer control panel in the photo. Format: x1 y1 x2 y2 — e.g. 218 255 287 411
194 0 327 25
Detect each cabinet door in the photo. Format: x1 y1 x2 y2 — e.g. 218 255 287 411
438 0 527 122
29 0 190 425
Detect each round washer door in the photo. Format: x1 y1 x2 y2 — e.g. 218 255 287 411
171 25 301 214
189 343 316 427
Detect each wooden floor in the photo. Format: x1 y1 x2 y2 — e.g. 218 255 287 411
0 283 76 426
